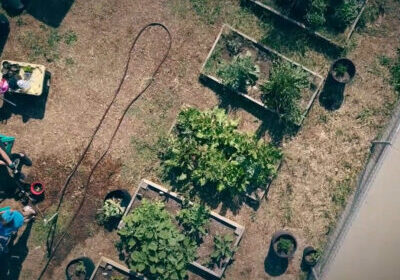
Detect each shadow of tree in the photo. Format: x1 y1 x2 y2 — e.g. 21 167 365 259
25 0 75 28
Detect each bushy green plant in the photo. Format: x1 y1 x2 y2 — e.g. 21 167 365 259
117 199 196 280
217 55 259 92
224 33 243 56
177 201 210 243
209 234 235 268
305 0 327 27
277 238 294 254
332 0 360 31
334 63 348 77
261 61 309 124
75 261 86 276
160 108 282 198
96 198 125 226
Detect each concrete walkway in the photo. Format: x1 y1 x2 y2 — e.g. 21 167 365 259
321 123 400 280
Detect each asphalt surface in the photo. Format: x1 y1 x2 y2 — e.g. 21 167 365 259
321 123 400 280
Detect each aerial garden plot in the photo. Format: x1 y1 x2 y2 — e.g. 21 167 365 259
0 0 400 280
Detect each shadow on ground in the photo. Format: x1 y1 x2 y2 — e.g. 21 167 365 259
0 220 33 280
264 241 289 277
25 0 75 28
0 71 51 123
319 76 345 111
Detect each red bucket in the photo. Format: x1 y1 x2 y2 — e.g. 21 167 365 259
30 181 45 196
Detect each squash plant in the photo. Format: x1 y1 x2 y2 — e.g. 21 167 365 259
208 234 235 268
177 201 210 243
96 198 125 227
117 199 196 280
160 108 282 198
261 61 309 124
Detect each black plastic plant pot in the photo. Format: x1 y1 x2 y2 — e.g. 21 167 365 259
302 246 319 267
0 14 9 37
65 257 95 280
330 58 356 84
271 230 297 259
104 189 131 208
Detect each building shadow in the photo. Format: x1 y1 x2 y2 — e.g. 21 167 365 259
0 71 51 123
25 0 75 28
264 241 289 277
319 76 345 111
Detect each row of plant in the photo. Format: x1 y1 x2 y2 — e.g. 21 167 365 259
116 199 236 280
159 107 282 200
203 27 321 125
260 0 364 34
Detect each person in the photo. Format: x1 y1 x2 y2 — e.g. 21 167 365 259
0 207 36 238
0 144 32 174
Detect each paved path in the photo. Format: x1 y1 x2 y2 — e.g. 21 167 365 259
322 123 400 280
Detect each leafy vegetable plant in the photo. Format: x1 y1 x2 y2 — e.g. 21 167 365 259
75 261 86 276
209 234 235 268
332 0 360 31
277 237 294 255
177 201 210 243
117 199 196 280
160 108 282 198
223 33 243 56
305 0 327 28
261 61 309 124
96 198 125 227
334 63 348 77
217 54 259 92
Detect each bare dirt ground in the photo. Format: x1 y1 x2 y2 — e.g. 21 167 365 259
0 0 399 279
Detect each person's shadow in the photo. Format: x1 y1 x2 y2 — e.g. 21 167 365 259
6 220 33 280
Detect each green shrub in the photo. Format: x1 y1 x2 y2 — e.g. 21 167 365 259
160 108 282 198
305 0 327 28
277 238 294 254
217 55 259 92
177 201 210 243
96 198 125 226
117 199 196 280
261 62 309 124
223 33 244 56
332 0 360 31
209 234 235 268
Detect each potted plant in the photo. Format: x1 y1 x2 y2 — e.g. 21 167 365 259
97 189 131 230
65 257 95 280
330 58 356 84
302 246 320 267
271 230 297 259
30 181 45 197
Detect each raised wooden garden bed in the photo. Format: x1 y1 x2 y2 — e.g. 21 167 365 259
89 257 138 280
118 179 245 279
247 0 367 48
200 24 324 126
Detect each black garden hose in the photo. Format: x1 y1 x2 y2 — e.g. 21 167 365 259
37 22 172 280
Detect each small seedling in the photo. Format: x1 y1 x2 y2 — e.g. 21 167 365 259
75 261 86 276
277 237 294 255
305 249 321 263
334 63 348 77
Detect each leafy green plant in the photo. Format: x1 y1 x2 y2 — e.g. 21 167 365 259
117 199 196 280
22 66 34 73
96 198 125 226
160 108 282 198
217 55 259 92
334 63 348 77
75 261 86 276
261 61 309 124
176 201 210 243
223 33 243 56
209 234 235 268
305 0 327 28
332 0 360 31
276 237 294 255
305 249 321 263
